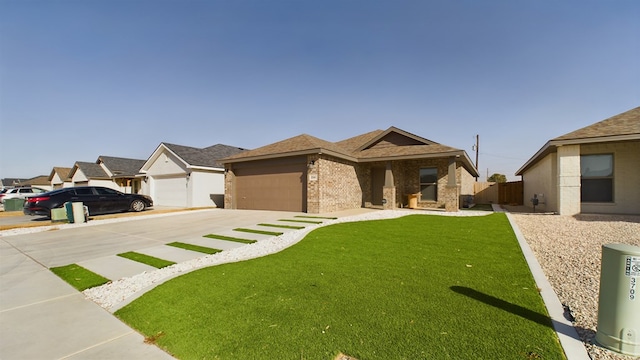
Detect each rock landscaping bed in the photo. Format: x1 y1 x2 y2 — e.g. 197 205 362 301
511 211 640 360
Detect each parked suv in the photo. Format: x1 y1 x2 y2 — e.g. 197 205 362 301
0 187 48 204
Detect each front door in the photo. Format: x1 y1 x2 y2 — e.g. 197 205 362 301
371 167 385 206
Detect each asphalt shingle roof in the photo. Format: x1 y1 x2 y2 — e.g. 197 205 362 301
553 106 640 141
74 162 109 179
223 127 465 162
51 167 72 181
97 156 146 177
163 143 247 168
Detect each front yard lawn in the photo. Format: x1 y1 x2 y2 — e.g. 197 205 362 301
116 213 565 359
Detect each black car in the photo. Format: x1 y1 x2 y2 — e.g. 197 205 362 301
24 186 153 218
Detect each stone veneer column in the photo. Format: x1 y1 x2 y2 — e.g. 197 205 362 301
306 155 320 213
557 145 581 215
444 156 459 212
383 187 396 210
383 161 396 210
224 165 235 209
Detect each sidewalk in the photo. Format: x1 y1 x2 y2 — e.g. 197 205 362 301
0 239 174 359
0 208 372 359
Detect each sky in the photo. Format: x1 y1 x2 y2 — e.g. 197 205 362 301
1 0 638 181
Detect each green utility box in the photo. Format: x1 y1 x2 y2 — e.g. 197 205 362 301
595 244 640 356
50 208 68 222
3 198 25 212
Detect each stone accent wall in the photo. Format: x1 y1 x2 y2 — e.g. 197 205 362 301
383 186 396 210
312 155 362 213
557 145 581 216
223 165 235 209
444 185 459 212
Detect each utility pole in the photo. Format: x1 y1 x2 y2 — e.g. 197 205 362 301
472 134 479 181
475 134 479 172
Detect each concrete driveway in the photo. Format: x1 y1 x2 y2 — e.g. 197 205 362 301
0 208 356 359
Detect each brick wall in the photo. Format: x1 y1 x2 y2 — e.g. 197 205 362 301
311 155 362 213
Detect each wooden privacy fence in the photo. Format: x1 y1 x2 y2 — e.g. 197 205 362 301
474 181 523 205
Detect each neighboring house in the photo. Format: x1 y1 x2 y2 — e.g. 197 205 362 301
21 175 52 191
96 156 146 194
48 167 73 189
140 143 247 207
1 178 28 188
221 127 479 213
516 106 640 215
69 161 119 189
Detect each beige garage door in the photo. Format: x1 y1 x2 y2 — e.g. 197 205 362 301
234 157 307 212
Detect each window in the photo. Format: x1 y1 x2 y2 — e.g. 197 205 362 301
420 168 438 201
581 154 613 202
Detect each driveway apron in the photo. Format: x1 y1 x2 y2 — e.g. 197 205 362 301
0 208 336 359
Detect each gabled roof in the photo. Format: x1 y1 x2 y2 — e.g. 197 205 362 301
141 143 248 171
48 167 72 182
516 106 640 175
22 175 50 186
1 178 28 187
97 156 145 177
222 127 479 176
70 162 110 179
221 134 356 162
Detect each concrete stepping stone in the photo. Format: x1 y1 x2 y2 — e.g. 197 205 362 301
78 255 156 280
134 245 205 263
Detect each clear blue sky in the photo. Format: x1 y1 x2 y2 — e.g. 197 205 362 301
1 0 638 181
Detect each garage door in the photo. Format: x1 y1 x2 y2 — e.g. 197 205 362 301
234 157 307 212
153 176 187 207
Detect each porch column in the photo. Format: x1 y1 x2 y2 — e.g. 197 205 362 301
557 145 581 215
383 161 396 210
444 156 459 212
224 164 235 209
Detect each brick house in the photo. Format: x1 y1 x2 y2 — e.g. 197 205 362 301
516 106 640 215
221 127 479 213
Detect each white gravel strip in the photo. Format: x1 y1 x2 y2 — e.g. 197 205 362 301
83 209 490 312
510 212 640 360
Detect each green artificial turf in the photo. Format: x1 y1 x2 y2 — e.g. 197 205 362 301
233 228 284 236
203 234 257 244
295 215 337 219
50 264 110 291
117 252 176 269
116 213 565 360
166 242 222 255
279 219 324 224
258 223 306 230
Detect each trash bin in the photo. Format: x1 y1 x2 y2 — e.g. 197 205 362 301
595 244 640 356
407 193 419 209
4 198 25 212
64 202 86 223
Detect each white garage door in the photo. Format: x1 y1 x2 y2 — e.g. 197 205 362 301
153 176 187 207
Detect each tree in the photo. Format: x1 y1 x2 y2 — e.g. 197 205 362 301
488 173 507 183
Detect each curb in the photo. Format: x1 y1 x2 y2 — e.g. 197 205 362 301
494 205 590 360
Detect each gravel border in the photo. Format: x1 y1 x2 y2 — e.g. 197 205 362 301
509 211 640 360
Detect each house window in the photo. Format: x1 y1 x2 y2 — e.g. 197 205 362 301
420 167 438 201
581 154 613 203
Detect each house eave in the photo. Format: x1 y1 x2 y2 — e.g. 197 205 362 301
222 148 357 164
515 133 640 176
359 150 480 177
